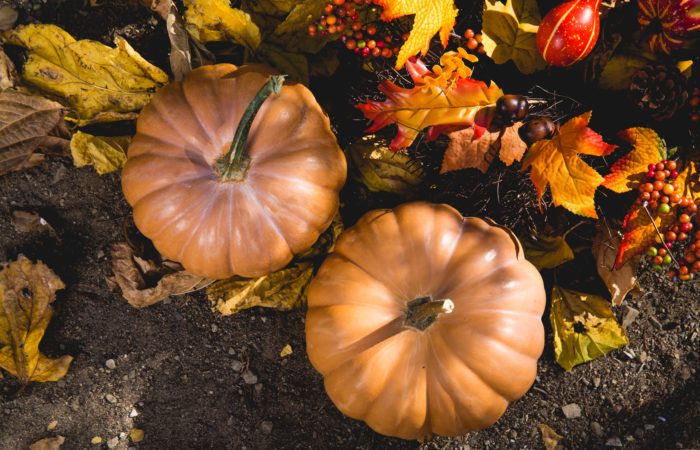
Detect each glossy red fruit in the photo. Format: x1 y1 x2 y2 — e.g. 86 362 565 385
637 0 700 54
536 0 602 67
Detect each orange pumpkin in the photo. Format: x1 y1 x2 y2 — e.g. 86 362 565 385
122 64 347 279
306 202 545 440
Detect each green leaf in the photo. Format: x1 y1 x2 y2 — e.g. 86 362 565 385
274 0 327 34
70 131 131 175
183 0 261 49
550 286 629 371
349 135 425 195
481 0 546 74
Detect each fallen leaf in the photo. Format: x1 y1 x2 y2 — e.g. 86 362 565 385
0 46 18 90
129 428 145 443
184 0 261 49
90 437 102 445
592 222 640 305
481 0 546 74
0 256 73 384
0 5 18 31
256 43 309 85
538 424 563 450
522 225 580 270
603 128 667 193
616 162 699 267
110 242 212 308
3 24 169 125
11 211 57 236
279 344 293 357
372 0 459 69
550 285 629 371
274 0 328 34
162 0 193 80
356 49 503 149
70 131 130 175
349 134 424 194
247 0 296 16
29 436 65 450
0 91 64 176
441 122 526 173
521 111 617 218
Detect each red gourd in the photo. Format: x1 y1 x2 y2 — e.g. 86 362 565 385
536 0 602 67
638 0 700 54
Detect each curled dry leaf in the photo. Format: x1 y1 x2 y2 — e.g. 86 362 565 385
0 256 73 384
29 435 65 450
184 0 261 49
3 24 169 125
592 222 641 305
165 1 193 81
0 91 64 176
110 242 212 308
441 122 526 173
538 424 564 450
349 135 424 195
11 211 57 237
0 46 18 90
70 131 131 175
550 285 629 371
521 224 580 270
481 0 546 74
0 5 18 31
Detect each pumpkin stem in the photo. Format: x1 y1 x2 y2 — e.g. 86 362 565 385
217 74 287 181
403 296 454 331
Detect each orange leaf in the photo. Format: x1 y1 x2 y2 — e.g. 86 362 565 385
356 50 503 150
616 162 700 267
441 122 526 173
602 128 667 193
521 112 617 218
373 0 458 69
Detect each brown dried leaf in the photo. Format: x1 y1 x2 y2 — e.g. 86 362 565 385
441 122 526 173
0 92 64 176
592 222 641 305
0 46 18 90
538 423 564 450
110 242 212 308
29 436 65 450
11 211 57 236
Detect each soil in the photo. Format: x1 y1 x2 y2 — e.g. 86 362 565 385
1 1 699 449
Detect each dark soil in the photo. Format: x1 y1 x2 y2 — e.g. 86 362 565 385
1 1 699 449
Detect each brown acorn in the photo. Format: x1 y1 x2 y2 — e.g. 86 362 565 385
495 95 529 126
519 116 556 145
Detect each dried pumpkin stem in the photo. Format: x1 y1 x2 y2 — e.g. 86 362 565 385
404 296 454 331
217 74 287 181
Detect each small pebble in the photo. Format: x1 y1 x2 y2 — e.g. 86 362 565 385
638 351 649 363
562 403 582 419
644 424 655 431
260 421 273 434
105 359 116 370
119 432 127 440
242 370 258 385
47 420 58 431
129 408 139 418
605 437 623 447
107 436 119 449
105 394 117 404
622 306 639 328
591 421 604 437
634 428 644 439
231 360 244 372
211 324 218 333
228 348 236 355
593 377 601 388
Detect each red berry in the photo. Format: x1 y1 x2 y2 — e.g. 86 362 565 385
333 0 345 5
653 180 665 191
665 231 677 241
666 160 677 171
681 223 693 232
366 25 377 35
679 232 688 241
657 162 666 171
647 170 656 179
464 28 475 39
653 255 664 265
680 213 691 223
655 171 666 181
346 39 357 50
466 38 478 50
648 163 657 171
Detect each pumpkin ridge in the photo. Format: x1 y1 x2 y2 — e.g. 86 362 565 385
174 186 219 264
329 251 407 301
148 87 211 150
125 172 212 206
241 185 293 259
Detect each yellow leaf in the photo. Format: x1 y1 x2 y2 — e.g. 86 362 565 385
279 344 293 357
0 256 72 384
184 0 261 49
129 428 145 443
521 112 617 218
538 424 564 450
602 128 667 193
70 131 131 175
3 24 169 125
373 0 458 69
592 222 641 305
481 0 546 74
522 224 580 270
550 285 629 371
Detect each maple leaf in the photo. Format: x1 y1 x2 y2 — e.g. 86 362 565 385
0 256 72 384
521 111 617 218
441 122 526 173
356 49 503 150
616 162 700 268
602 128 667 193
372 0 458 69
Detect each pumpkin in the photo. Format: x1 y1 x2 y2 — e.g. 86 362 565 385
536 0 602 67
637 0 700 54
122 64 347 279
306 202 545 440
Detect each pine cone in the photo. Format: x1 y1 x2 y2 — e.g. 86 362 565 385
629 64 688 121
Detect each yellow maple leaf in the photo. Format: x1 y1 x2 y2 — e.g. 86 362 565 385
0 256 72 384
70 131 131 175
184 0 261 49
373 0 458 69
521 111 616 218
3 24 168 125
602 128 667 193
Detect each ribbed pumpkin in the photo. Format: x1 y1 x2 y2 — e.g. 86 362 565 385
122 64 347 279
306 202 546 440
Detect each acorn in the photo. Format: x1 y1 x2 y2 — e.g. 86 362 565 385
495 95 529 126
519 116 556 145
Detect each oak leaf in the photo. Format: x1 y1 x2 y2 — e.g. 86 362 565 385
521 111 616 218
602 128 667 193
550 285 629 371
183 0 261 49
0 256 73 384
441 122 526 173
592 222 640 305
70 132 131 175
3 24 169 125
372 0 458 69
481 0 546 74
356 50 503 150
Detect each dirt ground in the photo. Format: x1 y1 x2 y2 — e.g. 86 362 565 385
1 0 699 449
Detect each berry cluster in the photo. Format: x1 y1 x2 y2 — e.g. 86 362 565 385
638 160 700 281
307 0 405 59
690 85 699 124
462 29 486 55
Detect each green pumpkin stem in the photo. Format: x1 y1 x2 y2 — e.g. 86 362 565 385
217 75 286 181
404 296 454 331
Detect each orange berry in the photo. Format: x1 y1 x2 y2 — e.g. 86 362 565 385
464 28 475 39
466 38 478 50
